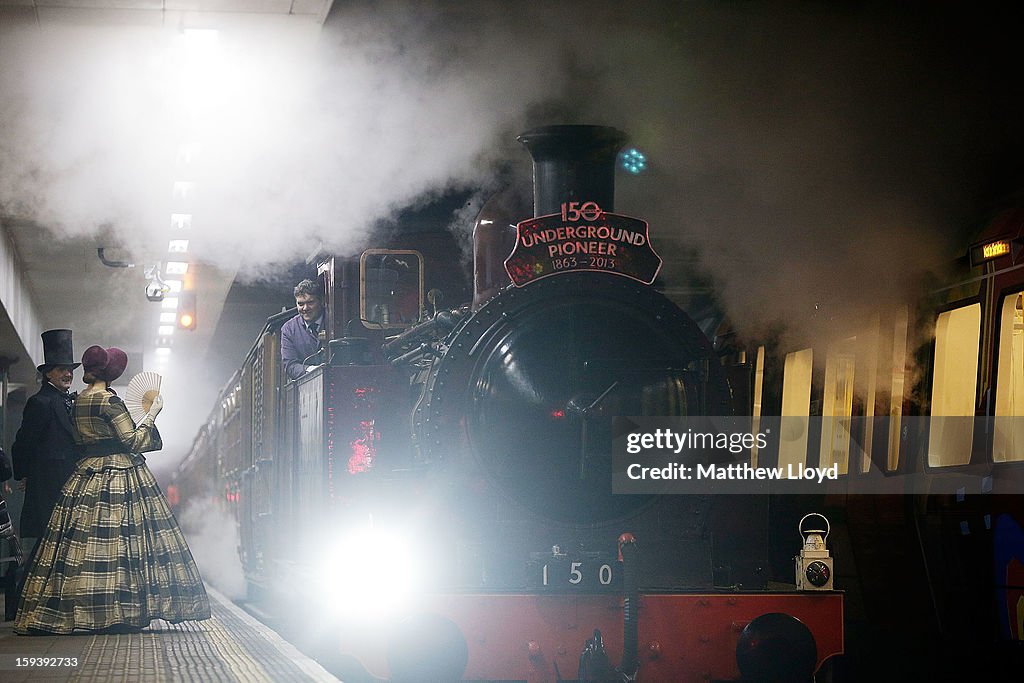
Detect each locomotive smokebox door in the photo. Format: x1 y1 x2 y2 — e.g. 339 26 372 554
795 512 833 590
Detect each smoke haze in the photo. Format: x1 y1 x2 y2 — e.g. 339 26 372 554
178 498 246 599
1 1 1021 458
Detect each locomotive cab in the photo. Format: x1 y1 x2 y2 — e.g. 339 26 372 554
310 247 431 368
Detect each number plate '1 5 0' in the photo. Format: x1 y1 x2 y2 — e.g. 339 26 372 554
530 558 622 591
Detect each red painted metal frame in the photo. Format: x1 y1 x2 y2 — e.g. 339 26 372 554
336 591 843 682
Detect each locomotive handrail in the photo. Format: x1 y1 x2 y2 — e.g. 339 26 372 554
618 533 640 680
265 306 298 329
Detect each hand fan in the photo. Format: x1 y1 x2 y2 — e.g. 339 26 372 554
125 371 162 424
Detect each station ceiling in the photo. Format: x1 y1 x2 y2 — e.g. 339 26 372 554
0 1 334 26
0 1 337 461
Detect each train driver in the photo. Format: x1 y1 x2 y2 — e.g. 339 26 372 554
281 279 326 380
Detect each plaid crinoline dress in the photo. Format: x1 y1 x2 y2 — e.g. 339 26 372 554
14 389 211 634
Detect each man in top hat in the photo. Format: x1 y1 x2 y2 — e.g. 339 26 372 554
8 330 82 616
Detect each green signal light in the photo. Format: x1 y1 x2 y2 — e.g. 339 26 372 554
620 148 647 174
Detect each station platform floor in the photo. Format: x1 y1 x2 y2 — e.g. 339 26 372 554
0 585 341 682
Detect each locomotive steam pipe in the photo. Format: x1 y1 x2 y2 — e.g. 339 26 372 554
389 342 436 367
382 308 464 358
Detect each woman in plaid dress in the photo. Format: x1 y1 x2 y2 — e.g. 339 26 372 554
15 345 210 634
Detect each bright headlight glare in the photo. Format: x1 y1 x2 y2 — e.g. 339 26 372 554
312 528 422 619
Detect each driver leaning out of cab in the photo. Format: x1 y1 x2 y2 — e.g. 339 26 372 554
281 279 325 380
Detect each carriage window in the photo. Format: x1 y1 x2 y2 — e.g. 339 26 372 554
887 306 909 471
928 303 981 467
994 293 1024 463
750 346 766 467
779 348 813 471
856 316 882 474
359 250 424 329
820 337 856 475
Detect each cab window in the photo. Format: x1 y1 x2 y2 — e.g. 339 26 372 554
360 250 424 329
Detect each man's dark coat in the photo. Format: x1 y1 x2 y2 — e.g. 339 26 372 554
11 383 80 538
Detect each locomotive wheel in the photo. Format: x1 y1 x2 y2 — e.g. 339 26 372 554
416 273 732 524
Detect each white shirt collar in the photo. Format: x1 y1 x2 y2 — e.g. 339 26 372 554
47 381 69 394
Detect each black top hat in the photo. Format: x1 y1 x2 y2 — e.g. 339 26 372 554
37 329 81 372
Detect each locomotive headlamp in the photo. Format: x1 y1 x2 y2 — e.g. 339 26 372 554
313 527 423 620
795 513 833 590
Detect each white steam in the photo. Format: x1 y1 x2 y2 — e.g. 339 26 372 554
4 2 1003 326
177 498 247 600
2 2 1015 389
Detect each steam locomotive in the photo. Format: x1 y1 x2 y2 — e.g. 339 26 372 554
176 123 1024 682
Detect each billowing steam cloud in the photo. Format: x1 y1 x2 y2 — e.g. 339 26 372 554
1 2 1019 442
0 4 565 275
5 3 1017 633
3 2 1014 333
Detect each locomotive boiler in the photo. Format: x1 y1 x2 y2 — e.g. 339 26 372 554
172 125 844 682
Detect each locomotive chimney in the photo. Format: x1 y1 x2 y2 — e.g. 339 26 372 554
472 125 628 309
517 124 628 217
